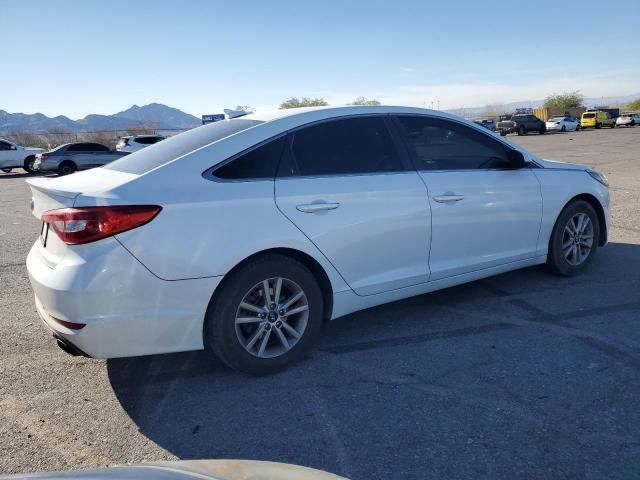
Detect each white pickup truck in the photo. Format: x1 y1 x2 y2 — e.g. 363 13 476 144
0 138 45 173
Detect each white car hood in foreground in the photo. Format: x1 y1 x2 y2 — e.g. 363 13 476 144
536 158 590 171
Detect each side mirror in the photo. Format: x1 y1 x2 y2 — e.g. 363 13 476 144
10 145 17 150
508 149 529 169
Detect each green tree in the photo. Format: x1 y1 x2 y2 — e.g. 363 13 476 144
349 96 381 105
627 98 640 111
234 105 255 114
543 91 584 109
279 97 328 109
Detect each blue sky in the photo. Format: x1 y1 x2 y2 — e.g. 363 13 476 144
2 0 639 118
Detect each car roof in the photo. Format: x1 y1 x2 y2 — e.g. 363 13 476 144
242 105 465 125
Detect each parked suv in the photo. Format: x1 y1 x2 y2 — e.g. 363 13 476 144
0 138 44 173
497 114 545 136
581 111 616 129
116 134 165 152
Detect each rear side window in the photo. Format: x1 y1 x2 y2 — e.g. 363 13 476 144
282 116 403 177
105 119 262 174
213 136 285 180
396 116 510 170
135 137 162 145
67 143 104 152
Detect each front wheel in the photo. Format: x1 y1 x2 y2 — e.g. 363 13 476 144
595 123 601 129
611 123 616 128
561 125 566 132
1 167 12 173
547 200 600 276
204 254 324 375
539 126 545 134
517 126 526 136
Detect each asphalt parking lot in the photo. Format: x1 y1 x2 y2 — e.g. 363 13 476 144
1 127 639 479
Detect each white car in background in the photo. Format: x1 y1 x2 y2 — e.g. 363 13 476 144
615 113 640 127
26 106 610 375
0 138 44 173
115 134 166 152
545 116 580 132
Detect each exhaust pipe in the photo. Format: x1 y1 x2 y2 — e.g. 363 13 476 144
54 336 90 357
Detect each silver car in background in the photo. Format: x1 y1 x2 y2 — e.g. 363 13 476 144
33 142 129 175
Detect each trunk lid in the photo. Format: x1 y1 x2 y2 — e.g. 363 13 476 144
26 168 140 268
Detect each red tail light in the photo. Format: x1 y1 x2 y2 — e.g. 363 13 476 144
41 205 161 244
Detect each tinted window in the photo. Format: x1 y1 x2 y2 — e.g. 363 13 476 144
135 136 161 145
283 116 403 177
583 113 595 118
0 141 12 150
396 116 510 170
105 119 262 174
67 143 91 152
213 136 285 180
513 115 526 121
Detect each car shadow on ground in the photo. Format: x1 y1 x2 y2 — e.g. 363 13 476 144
107 242 640 479
0 172 51 180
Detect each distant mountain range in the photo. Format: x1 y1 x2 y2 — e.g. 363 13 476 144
0 103 201 134
447 93 640 117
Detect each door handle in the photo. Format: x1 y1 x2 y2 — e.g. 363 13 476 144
296 202 340 213
433 194 464 203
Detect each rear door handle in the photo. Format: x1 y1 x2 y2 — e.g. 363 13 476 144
296 202 340 213
433 194 464 204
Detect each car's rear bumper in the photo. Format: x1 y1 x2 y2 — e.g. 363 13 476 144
27 238 222 358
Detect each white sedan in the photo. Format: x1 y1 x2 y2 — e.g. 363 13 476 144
26 106 610 374
545 116 580 132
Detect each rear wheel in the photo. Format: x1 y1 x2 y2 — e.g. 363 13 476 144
547 200 599 276
1 167 12 173
58 161 76 175
595 122 601 129
517 125 526 136
539 126 545 134
611 122 616 128
204 254 324 375
561 125 566 132
23 156 35 173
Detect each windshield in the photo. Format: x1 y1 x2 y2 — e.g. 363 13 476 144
583 113 595 118
104 119 262 174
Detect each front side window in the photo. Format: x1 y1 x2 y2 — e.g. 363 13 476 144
283 116 403 177
213 136 285 180
396 116 510 170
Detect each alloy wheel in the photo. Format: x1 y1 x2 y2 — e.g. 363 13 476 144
234 277 309 358
562 213 594 266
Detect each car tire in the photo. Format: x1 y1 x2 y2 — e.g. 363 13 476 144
539 126 545 134
561 125 566 132
23 156 35 173
611 123 615 128
1 167 12 173
517 126 526 136
576 125 581 131
204 254 324 375
58 161 76 175
595 122 601 129
547 200 600 277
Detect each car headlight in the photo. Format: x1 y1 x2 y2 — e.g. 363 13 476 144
587 169 609 187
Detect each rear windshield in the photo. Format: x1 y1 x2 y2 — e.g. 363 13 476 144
583 113 595 118
105 119 263 174
49 143 70 152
